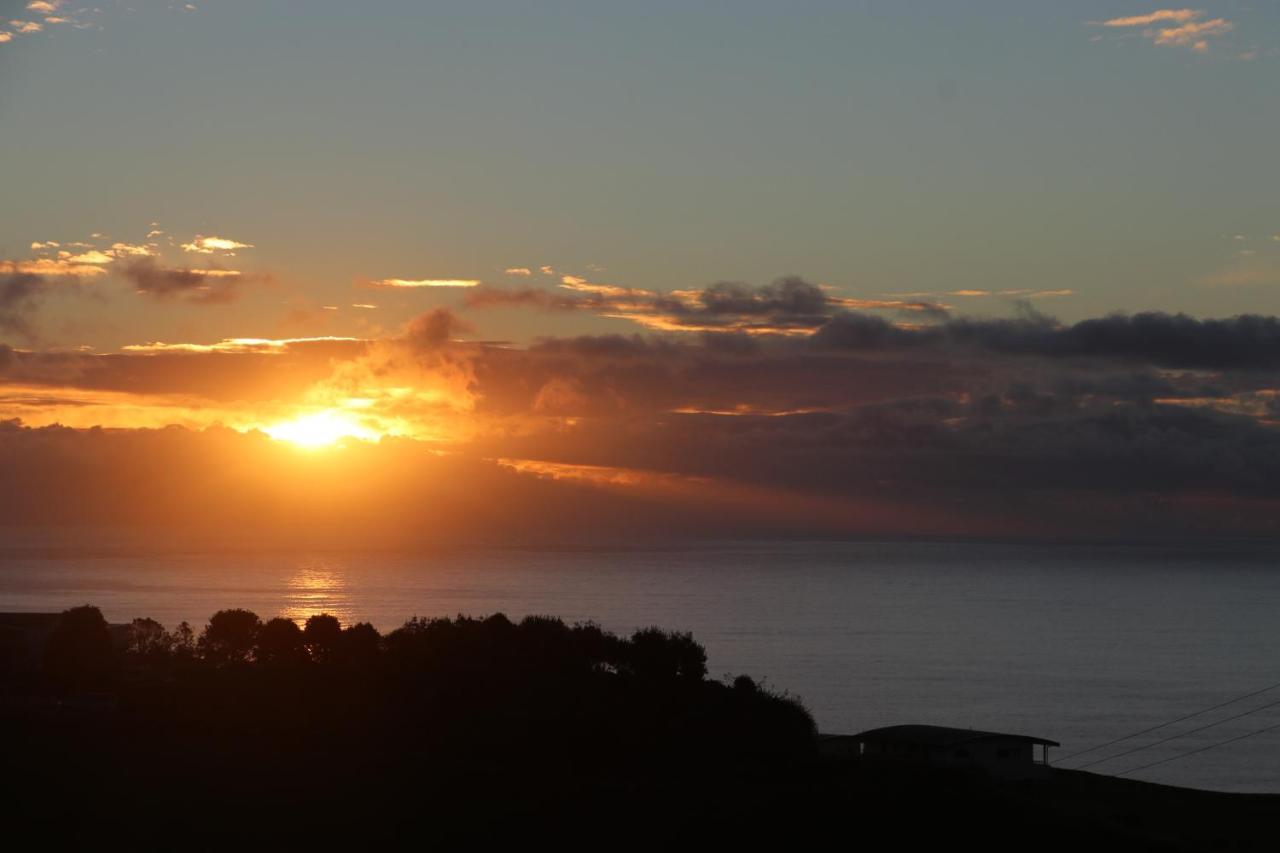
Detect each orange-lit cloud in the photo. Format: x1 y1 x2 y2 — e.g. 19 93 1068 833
122 336 363 354
1095 9 1235 52
181 235 255 254
1 258 109 278
366 278 481 288
5 304 1280 540
1101 9 1201 27
1154 17 1232 49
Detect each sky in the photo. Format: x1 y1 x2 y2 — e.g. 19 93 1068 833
2 2 1280 543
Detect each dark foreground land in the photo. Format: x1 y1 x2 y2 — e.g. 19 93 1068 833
3 606 1278 849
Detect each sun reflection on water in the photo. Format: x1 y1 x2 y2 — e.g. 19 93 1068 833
283 560 354 626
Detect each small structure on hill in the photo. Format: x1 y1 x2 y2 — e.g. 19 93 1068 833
819 724 1059 779
0 612 62 673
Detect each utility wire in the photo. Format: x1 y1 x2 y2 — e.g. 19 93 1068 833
1117 719 1280 778
1069 695 1280 771
1055 679 1280 764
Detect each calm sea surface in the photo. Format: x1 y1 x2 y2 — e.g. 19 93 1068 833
3 540 1279 793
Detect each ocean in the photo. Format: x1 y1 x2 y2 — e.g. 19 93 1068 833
3 539 1279 793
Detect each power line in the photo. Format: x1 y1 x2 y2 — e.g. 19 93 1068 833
1117 719 1280 778
1055 679 1280 765
1069 695 1280 771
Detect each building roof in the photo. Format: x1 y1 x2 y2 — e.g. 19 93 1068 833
850 724 1060 748
0 612 62 626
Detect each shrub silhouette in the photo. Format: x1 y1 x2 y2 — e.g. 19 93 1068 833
43 605 114 687
199 609 262 665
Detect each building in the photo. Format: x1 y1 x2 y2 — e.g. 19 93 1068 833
819 724 1059 779
0 611 129 674
0 612 65 674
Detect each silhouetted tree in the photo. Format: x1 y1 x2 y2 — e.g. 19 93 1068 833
199 609 261 665
43 605 114 687
304 613 342 662
169 621 196 660
256 617 306 666
125 617 171 661
339 622 381 664
626 627 707 680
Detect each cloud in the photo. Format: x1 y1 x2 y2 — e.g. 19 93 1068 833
891 288 1075 300
0 258 109 279
364 278 481 289
7 229 262 304
1101 9 1201 28
1095 9 1235 52
108 242 156 257
468 275 949 334
116 257 245 303
0 4 83 45
811 310 1280 369
181 235 254 254
504 268 532 276
1153 17 1233 50
65 250 114 265
7 296 1280 539
0 273 44 339
121 336 363 355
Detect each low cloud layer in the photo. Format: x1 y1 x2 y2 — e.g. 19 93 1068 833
3 297 1280 541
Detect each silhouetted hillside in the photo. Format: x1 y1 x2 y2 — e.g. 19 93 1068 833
2 605 1278 848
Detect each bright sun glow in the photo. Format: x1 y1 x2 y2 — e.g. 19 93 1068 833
262 410 379 449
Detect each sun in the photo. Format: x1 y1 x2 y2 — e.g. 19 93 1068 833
262 410 379 449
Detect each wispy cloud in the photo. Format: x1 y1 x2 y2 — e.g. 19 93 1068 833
122 336 362 354
1094 8 1235 53
365 278 481 289
1101 9 1201 28
889 288 1075 300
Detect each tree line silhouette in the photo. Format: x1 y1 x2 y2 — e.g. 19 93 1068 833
10 603 1280 848
41 603 723 686
8 603 822 839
